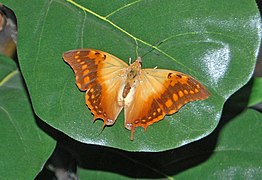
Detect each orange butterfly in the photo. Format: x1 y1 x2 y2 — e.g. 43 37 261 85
63 49 210 140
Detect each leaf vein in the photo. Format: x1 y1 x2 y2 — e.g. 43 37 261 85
66 0 189 70
105 0 143 18
0 106 28 155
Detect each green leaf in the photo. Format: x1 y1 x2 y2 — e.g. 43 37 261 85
0 55 55 179
75 109 262 179
175 109 262 179
248 77 262 106
2 0 261 151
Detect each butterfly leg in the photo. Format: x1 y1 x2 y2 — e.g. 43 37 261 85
130 125 135 141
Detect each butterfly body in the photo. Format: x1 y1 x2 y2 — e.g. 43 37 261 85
63 49 210 140
120 57 142 106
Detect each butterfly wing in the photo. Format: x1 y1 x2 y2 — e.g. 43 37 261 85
124 68 210 140
63 49 128 126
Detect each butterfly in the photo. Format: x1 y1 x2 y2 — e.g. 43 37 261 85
63 49 210 140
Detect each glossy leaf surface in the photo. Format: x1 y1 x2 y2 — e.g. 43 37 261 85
2 0 261 151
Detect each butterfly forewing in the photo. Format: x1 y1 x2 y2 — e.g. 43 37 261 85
63 49 128 126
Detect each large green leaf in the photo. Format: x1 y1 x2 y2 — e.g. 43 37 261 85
0 55 55 179
2 0 261 151
78 109 262 179
248 77 262 106
175 109 262 179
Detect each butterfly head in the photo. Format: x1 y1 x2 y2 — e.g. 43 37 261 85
135 57 142 65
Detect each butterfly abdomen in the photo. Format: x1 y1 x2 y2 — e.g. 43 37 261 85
122 83 131 98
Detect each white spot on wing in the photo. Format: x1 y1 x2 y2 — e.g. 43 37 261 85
106 119 114 125
125 123 132 130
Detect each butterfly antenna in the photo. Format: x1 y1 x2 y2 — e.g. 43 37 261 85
141 40 164 59
135 40 139 57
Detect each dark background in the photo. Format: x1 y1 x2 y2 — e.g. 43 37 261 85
0 1 261 179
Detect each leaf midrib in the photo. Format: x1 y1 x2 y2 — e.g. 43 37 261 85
66 0 188 69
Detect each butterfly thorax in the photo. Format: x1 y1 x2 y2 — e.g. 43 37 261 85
122 57 142 101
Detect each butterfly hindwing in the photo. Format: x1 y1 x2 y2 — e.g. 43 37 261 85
63 49 128 126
